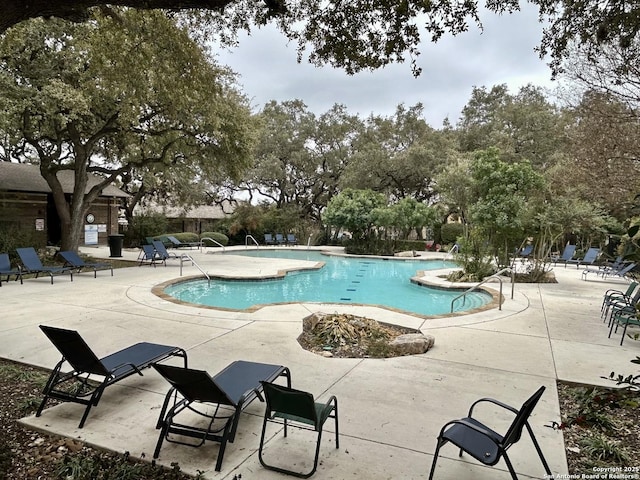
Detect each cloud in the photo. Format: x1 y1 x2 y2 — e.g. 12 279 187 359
216 4 555 127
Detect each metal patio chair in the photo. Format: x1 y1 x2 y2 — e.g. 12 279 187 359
259 381 339 478
428 386 551 480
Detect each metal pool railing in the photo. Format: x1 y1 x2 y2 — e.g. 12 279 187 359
450 267 514 313
179 254 210 285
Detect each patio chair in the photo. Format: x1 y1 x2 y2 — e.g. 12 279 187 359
153 360 291 472
258 381 339 478
601 281 638 318
139 244 165 267
167 235 199 249
0 252 23 287
603 288 640 327
59 250 113 278
275 233 286 245
551 244 576 267
608 307 640 345
286 234 299 246
566 247 600 269
264 233 276 245
36 325 187 428
428 386 551 480
153 240 178 261
16 247 74 284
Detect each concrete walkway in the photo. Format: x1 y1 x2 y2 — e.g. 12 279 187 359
2 245 638 479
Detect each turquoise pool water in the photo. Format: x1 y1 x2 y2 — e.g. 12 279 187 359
164 250 492 316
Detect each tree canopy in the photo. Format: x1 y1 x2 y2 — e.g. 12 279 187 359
0 10 255 250
1 0 639 77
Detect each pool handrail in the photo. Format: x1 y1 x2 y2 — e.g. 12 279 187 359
245 235 260 248
179 254 210 285
450 267 514 313
200 237 226 252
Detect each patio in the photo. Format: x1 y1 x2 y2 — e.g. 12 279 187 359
2 245 638 479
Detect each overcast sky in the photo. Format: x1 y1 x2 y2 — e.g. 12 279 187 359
215 4 556 128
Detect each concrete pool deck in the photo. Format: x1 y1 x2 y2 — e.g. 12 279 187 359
2 245 639 479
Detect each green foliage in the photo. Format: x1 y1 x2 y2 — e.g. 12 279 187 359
440 223 464 245
449 229 496 282
580 433 629 463
323 189 387 240
0 11 254 251
169 232 200 244
0 224 43 260
200 232 228 246
54 450 191 480
125 214 168 247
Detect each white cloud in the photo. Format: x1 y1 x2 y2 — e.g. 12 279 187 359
216 4 555 127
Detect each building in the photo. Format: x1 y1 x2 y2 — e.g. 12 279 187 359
0 162 128 246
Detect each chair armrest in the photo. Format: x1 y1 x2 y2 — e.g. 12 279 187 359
468 397 518 418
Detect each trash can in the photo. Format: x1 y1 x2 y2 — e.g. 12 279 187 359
108 234 124 258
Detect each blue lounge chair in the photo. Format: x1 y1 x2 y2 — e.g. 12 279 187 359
139 244 164 267
167 235 199 249
16 247 73 284
0 253 23 286
59 251 113 278
582 261 636 281
517 244 533 258
36 325 187 428
286 233 299 245
153 240 178 261
264 233 275 245
566 247 600 269
552 244 576 267
275 233 285 245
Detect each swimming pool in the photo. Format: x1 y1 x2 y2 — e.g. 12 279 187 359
163 250 493 316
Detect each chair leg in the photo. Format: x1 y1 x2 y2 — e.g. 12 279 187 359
333 402 339 449
525 423 552 475
428 439 445 480
502 452 519 480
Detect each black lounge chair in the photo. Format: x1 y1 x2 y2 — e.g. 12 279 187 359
167 235 199 249
428 386 551 480
153 360 291 472
59 250 113 278
139 244 165 267
16 247 74 284
36 325 187 428
259 381 339 478
0 253 23 286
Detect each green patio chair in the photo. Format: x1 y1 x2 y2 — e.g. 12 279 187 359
259 381 339 478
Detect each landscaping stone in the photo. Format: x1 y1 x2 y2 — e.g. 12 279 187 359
389 333 435 355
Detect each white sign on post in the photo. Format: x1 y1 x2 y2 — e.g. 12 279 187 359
84 224 99 245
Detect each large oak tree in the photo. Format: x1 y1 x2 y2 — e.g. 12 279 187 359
0 10 255 250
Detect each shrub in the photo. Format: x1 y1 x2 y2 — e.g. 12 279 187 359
440 222 464 244
168 232 199 243
200 231 228 247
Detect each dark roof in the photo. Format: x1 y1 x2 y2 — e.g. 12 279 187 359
0 162 128 197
